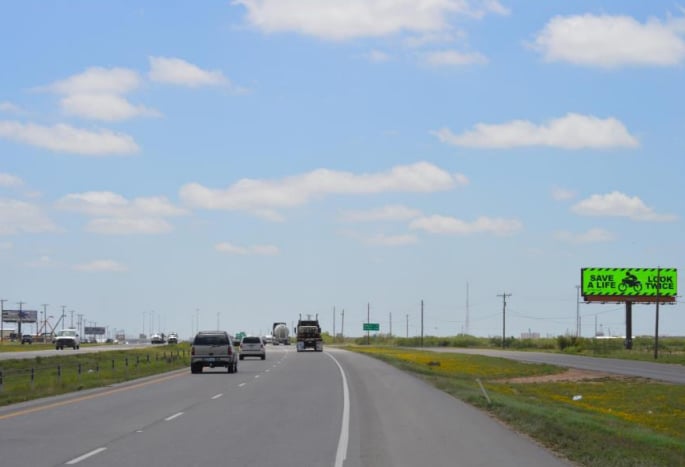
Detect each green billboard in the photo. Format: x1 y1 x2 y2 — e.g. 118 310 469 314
581 268 677 297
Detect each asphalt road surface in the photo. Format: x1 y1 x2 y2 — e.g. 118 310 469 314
0 346 570 467
424 348 685 384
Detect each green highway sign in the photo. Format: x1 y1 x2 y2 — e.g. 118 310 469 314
581 268 677 297
363 323 380 331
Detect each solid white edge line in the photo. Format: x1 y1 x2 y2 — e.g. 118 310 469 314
65 447 107 465
327 351 350 467
211 393 223 400
164 412 184 421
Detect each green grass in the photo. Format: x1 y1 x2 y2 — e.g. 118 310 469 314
350 346 685 467
0 344 189 406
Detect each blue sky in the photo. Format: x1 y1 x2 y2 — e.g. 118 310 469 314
1 1 683 340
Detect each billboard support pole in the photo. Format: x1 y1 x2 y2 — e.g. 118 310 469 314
654 267 661 360
624 301 633 350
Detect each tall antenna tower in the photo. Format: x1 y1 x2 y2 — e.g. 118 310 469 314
465 282 470 335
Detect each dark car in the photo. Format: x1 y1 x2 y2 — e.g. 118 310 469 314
21 334 33 344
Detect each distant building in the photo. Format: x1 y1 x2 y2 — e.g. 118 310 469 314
520 332 540 339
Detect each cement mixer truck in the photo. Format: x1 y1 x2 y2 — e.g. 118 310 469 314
272 322 290 345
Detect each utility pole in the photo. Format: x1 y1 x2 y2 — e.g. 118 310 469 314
575 285 581 337
389 312 392 337
17 301 25 337
367 302 370 345
405 314 409 338
654 267 661 360
1 298 6 342
420 300 424 348
70 310 74 328
42 304 49 337
497 292 512 348
465 282 470 335
333 306 336 343
341 309 344 341
61 305 66 330
77 314 83 339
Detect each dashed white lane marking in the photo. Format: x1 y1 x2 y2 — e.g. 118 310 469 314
255 375 260 379
211 393 223 400
65 447 107 465
239 382 247 387
164 412 184 421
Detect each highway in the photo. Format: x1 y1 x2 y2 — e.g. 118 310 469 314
0 346 570 467
0 343 150 361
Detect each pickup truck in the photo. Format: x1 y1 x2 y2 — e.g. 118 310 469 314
190 331 238 374
55 329 81 350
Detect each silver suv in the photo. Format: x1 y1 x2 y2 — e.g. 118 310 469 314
190 331 238 374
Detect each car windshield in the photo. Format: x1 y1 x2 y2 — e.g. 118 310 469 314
57 330 77 337
241 337 261 344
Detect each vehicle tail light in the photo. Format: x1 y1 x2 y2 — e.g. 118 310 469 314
191 346 195 355
227 346 233 355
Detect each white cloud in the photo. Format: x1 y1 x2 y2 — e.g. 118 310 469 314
555 228 615 244
532 14 685 68
40 67 160 121
551 187 576 201
86 218 173 235
404 31 462 48
26 255 56 269
0 199 60 235
365 50 391 63
73 259 128 272
0 173 24 188
0 101 24 114
57 192 186 218
42 67 141 95
433 113 639 149
57 191 186 235
234 0 508 41
148 56 230 87
423 50 488 66
215 242 280 256
0 121 139 156
181 162 466 219
61 94 161 121
363 233 419 246
572 191 677 222
339 205 422 222
410 214 523 235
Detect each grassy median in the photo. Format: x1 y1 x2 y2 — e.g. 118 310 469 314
0 344 189 406
349 346 685 467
